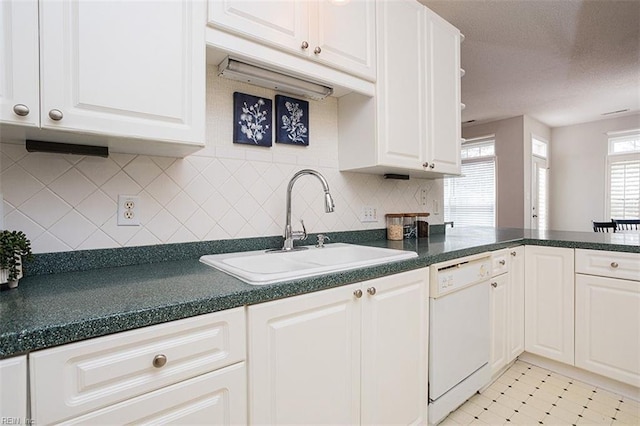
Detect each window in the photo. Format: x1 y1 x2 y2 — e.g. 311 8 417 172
444 137 496 227
531 136 549 230
607 131 640 219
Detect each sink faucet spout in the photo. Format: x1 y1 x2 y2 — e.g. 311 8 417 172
283 169 335 251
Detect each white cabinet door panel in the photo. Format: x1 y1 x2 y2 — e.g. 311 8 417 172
508 246 525 361
39 0 205 144
490 273 508 376
575 274 640 387
524 246 575 365
0 0 39 127
0 356 27 420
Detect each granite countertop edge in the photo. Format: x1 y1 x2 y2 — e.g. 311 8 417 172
1 228 638 358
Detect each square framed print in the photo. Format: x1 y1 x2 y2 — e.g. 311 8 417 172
233 92 272 147
275 95 309 146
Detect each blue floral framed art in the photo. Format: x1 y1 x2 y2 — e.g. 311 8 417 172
233 92 272 147
275 95 309 146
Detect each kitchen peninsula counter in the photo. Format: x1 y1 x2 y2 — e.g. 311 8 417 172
1 227 638 358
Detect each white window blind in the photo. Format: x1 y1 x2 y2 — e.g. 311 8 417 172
444 138 496 227
607 132 640 219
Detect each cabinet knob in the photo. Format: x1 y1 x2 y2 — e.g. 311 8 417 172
152 354 167 368
313 46 321 55
301 40 309 50
511 251 517 256
491 282 498 288
499 260 506 265
422 162 429 168
429 163 435 169
354 289 363 298
367 287 376 296
610 262 619 268
49 109 64 121
13 104 30 116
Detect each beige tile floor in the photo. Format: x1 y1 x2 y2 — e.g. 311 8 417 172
440 360 640 425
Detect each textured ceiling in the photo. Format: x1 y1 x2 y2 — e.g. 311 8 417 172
420 0 640 128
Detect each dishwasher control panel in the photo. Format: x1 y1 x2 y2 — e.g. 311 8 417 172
429 253 492 297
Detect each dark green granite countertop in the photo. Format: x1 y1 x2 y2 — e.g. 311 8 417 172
1 227 638 358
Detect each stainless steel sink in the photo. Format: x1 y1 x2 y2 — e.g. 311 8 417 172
199 243 417 285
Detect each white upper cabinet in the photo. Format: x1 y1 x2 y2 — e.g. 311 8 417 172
1 0 205 156
338 0 461 177
207 0 376 81
0 0 39 127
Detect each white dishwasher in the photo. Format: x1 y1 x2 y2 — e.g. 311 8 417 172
428 253 492 425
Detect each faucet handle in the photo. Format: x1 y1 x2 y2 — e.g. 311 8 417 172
316 234 330 248
292 219 307 241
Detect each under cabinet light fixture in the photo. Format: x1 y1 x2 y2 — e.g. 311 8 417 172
26 140 108 157
218 57 333 101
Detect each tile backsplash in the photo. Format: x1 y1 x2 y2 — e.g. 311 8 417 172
0 67 442 254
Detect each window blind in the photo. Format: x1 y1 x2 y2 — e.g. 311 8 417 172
444 159 496 227
609 158 640 219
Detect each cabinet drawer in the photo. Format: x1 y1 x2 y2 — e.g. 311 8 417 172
58 362 247 425
575 249 640 281
491 249 510 277
30 307 245 424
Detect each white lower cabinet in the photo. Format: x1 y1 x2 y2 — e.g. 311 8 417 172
0 355 27 420
507 246 525 361
524 245 575 365
489 272 509 377
248 268 429 425
29 308 246 425
575 249 640 388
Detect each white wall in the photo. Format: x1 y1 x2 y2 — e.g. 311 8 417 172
0 66 441 253
549 113 640 232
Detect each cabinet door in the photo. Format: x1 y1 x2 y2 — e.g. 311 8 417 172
575 274 640 387
425 9 461 175
248 283 361 425
524 246 575 365
60 363 247 425
0 0 39 126
361 268 428 425
208 0 309 54
313 0 376 81
489 273 509 377
508 246 525 361
375 0 427 170
0 356 27 420
39 0 205 145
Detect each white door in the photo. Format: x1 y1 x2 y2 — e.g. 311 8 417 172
0 356 27 420
313 0 376 80
248 283 361 425
0 0 39 126
524 246 574 364
361 269 428 425
489 273 508 377
39 0 205 144
425 9 462 175
575 274 640 387
375 0 426 170
207 0 309 54
507 246 525 362
531 156 549 230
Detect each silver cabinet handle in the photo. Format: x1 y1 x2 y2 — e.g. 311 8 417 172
49 109 63 121
367 287 376 296
354 289 363 298
152 354 167 368
429 163 435 169
491 282 498 288
313 46 321 55
13 104 30 116
511 251 517 256
499 260 506 265
611 262 619 268
422 162 429 168
301 40 309 49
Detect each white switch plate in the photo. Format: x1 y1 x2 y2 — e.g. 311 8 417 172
360 206 378 223
117 195 140 226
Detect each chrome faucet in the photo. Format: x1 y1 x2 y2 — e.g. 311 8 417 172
282 169 335 251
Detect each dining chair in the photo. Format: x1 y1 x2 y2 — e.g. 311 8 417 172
612 219 640 231
592 220 617 232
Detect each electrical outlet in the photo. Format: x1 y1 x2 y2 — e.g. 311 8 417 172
360 206 378 223
118 195 140 226
420 188 428 206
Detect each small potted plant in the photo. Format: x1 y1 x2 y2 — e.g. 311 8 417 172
0 230 33 289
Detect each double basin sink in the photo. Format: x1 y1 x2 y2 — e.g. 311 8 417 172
200 243 418 285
